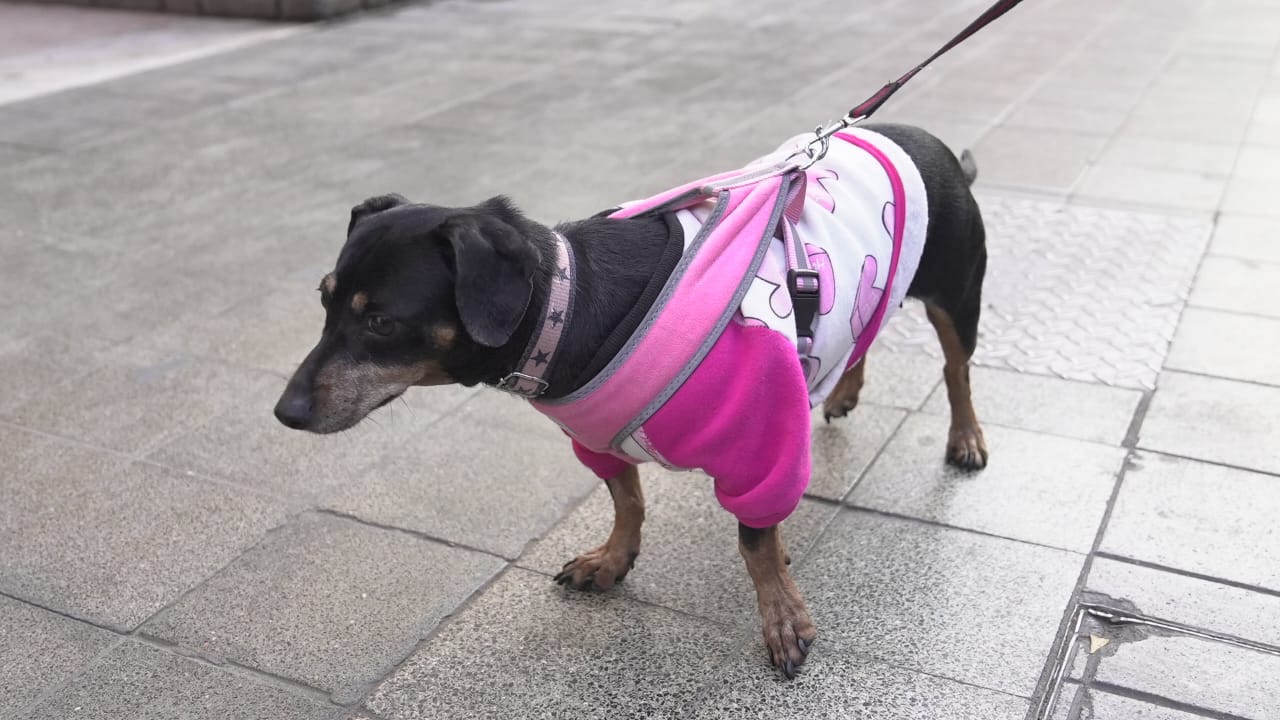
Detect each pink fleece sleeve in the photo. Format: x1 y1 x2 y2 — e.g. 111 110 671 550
639 321 812 528
571 437 633 480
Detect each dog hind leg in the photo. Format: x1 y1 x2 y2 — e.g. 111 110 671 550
821 356 867 423
924 281 988 469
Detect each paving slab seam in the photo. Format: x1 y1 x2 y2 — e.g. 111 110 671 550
1027 441 1136 718
1092 552 1280 601
313 507 508 561
126 630 344 708
1184 303 1280 323
511 563 744 631
841 504 1094 556
1130 447 1280 483
0 418 290 509
969 0 1140 153
1157 366 1280 391
11 634 132 720
349 562 521 713
1086 681 1254 720
0 586 128 635
118 508 312 634
1121 389 1155 449
830 405 913 504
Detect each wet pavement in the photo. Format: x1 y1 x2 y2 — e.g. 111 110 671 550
2 0 1279 718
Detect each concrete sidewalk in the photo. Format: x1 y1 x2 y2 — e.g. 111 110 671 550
2 0 1279 718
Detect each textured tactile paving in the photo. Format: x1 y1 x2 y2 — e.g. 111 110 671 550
877 194 1212 389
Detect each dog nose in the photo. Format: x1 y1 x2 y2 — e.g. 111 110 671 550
274 390 312 430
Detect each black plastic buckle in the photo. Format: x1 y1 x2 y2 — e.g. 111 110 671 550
787 268 821 339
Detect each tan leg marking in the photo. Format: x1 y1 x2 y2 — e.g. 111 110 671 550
740 524 817 679
925 303 988 469
821 357 867 422
555 465 644 591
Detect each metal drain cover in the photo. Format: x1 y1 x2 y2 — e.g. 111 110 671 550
878 194 1213 390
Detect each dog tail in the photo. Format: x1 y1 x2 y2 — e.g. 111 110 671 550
959 149 978 186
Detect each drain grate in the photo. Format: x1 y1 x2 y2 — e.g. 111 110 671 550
878 194 1213 390
1034 601 1280 719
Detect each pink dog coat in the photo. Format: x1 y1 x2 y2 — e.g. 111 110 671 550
533 129 928 527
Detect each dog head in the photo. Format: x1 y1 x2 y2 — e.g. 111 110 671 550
273 193 542 433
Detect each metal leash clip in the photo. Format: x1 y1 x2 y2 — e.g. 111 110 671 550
785 113 866 171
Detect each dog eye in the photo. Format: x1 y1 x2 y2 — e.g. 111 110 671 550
366 315 395 336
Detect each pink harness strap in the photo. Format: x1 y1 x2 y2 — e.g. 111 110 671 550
535 169 798 450
536 131 910 460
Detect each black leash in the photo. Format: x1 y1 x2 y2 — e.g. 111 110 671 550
787 0 1027 168
848 0 1027 119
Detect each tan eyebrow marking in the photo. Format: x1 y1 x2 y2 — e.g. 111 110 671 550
351 292 368 313
432 324 457 349
321 273 336 294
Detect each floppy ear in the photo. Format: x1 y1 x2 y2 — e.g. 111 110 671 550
440 215 540 348
348 193 409 235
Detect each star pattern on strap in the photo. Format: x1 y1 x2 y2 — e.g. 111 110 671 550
548 309 564 327
556 265 569 281
532 350 550 367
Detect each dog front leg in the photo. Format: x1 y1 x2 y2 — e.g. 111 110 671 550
739 522 817 678
555 465 644 591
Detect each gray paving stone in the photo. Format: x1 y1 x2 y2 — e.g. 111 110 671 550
149 285 328 376
0 141 44 167
0 595 119 717
1211 214 1280 263
1189 255 1280 318
1093 137 1239 176
1220 177 1280 218
1087 557 1280 648
808 402 907 501
8 343 282 456
972 125 1106 191
1073 164 1226 212
149 383 475 503
0 427 287 631
1093 635 1280 719
849 415 1123 551
142 513 505 703
0 330 114 415
693 639 1028 720
798 510 1084 695
364 567 736 720
521 467 838 624
1233 144 1280 182
921 366 1142 444
1165 306 1280 386
1138 371 1280 475
15 640 337 720
322 407 595 559
1101 452 1280 592
1084 689 1207 720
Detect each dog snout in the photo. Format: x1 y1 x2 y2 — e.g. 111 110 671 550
274 384 313 430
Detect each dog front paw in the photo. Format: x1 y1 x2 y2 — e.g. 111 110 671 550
553 545 638 591
760 593 818 679
946 425 988 470
821 395 858 423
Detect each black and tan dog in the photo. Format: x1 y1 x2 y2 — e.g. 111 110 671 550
275 123 988 678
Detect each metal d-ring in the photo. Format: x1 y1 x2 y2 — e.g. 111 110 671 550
784 114 865 171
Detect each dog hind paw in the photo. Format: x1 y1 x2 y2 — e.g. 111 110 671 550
946 426 989 470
